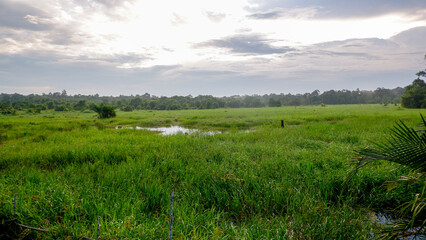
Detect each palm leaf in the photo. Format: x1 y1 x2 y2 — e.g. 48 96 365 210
352 114 426 174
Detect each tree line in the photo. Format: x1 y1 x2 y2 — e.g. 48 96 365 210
0 86 414 114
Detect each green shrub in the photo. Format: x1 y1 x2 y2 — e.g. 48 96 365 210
91 103 116 118
54 105 69 111
121 105 133 112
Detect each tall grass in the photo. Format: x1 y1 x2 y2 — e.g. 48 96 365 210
0 105 424 239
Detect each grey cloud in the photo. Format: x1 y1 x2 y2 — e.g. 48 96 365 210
0 1 52 30
283 38 400 62
45 27 91 46
72 0 137 21
249 10 283 20
112 53 154 63
248 7 318 20
196 34 295 55
313 38 398 49
203 11 227 23
72 0 137 8
93 0 132 7
287 50 375 59
249 0 426 19
390 26 426 49
0 54 181 96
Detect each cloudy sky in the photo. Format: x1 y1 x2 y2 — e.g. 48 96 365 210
1 0 425 96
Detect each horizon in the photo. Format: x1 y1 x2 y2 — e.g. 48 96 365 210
1 0 425 96
1 84 406 98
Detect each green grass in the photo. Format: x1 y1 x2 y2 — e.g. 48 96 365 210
0 104 425 239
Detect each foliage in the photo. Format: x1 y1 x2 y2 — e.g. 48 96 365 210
121 105 133 112
353 115 426 172
91 103 116 118
54 104 68 111
0 103 16 115
268 98 282 107
73 99 87 111
401 79 426 108
0 86 406 112
352 114 426 238
402 57 426 109
1 105 424 239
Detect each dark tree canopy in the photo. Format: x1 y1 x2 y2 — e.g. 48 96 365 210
401 73 426 109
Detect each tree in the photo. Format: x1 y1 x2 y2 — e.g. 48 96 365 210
46 101 54 109
121 105 133 112
54 105 68 111
402 56 426 108
91 103 116 118
74 100 87 111
268 98 282 107
401 79 426 108
0 103 16 115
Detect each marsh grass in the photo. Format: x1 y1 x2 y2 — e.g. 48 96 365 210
0 105 424 239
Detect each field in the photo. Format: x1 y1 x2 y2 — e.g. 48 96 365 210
1 105 425 239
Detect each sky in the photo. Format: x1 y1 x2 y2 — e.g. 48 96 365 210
0 0 426 96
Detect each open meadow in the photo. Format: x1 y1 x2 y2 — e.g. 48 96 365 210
1 104 425 239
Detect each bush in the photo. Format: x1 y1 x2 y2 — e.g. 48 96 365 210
121 105 133 112
92 104 116 118
54 105 69 111
0 104 16 115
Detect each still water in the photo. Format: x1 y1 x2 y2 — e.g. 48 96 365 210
116 125 219 135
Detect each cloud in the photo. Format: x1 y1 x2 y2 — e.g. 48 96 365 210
72 0 138 21
170 13 188 26
0 1 53 30
0 53 182 96
249 0 426 20
196 34 295 55
390 26 426 49
0 0 424 96
248 7 319 20
203 11 227 23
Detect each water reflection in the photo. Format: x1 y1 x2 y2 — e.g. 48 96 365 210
116 125 219 136
374 212 426 240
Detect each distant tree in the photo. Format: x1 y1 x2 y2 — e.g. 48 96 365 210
226 99 243 108
268 98 282 107
401 55 426 108
54 105 68 111
0 103 16 115
244 96 264 108
46 101 55 109
91 103 116 118
74 100 87 111
121 105 133 112
130 97 143 108
401 78 426 108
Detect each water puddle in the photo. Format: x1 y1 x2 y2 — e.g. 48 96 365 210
373 212 426 240
115 125 219 136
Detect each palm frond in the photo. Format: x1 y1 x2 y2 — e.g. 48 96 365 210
352 114 426 174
